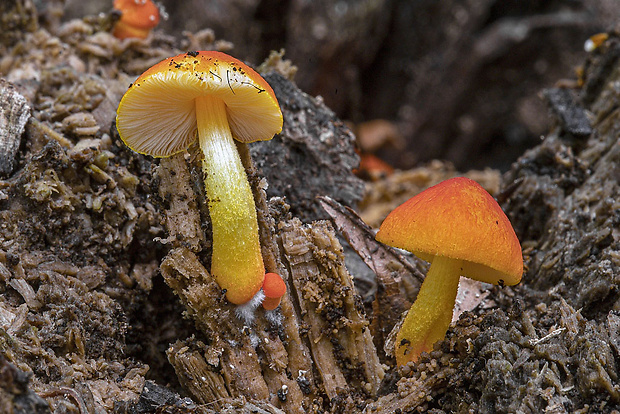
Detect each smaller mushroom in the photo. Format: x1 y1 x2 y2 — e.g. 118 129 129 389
261 272 286 311
112 0 160 40
376 177 523 366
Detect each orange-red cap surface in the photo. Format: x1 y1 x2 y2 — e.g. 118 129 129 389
263 272 286 299
113 0 160 40
376 177 522 285
116 51 283 157
114 0 160 29
262 272 286 310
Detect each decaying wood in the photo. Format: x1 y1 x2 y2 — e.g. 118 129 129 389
317 195 418 358
280 218 385 398
156 149 386 411
160 247 271 403
156 154 315 413
2 3 620 411
157 154 205 252
250 73 365 223
503 36 620 316
166 339 231 408
367 358 457 413
0 79 30 177
239 143 321 405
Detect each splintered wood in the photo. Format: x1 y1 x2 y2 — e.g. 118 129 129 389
160 247 270 403
0 79 30 177
156 154 205 251
161 245 316 413
280 218 385 399
156 157 310 413
157 154 385 412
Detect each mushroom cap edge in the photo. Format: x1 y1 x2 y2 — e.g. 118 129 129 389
376 177 523 286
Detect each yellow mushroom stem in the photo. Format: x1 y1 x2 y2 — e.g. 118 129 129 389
195 95 265 305
395 255 462 366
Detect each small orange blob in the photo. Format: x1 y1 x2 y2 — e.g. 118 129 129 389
262 273 287 310
355 152 394 180
113 0 160 40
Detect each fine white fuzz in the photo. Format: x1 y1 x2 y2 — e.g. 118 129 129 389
235 289 265 325
265 307 284 326
249 332 260 348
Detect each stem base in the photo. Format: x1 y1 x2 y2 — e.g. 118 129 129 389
395 256 462 365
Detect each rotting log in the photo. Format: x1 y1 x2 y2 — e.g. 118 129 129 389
157 147 385 411
280 218 385 399
0 79 30 177
157 153 314 413
157 154 205 252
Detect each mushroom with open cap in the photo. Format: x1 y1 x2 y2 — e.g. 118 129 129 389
376 177 523 366
116 51 283 304
261 272 287 311
112 0 160 40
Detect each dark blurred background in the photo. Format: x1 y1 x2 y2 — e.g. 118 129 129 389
64 0 620 172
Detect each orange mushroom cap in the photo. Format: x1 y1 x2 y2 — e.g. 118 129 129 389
262 272 286 310
376 177 522 285
113 0 160 40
